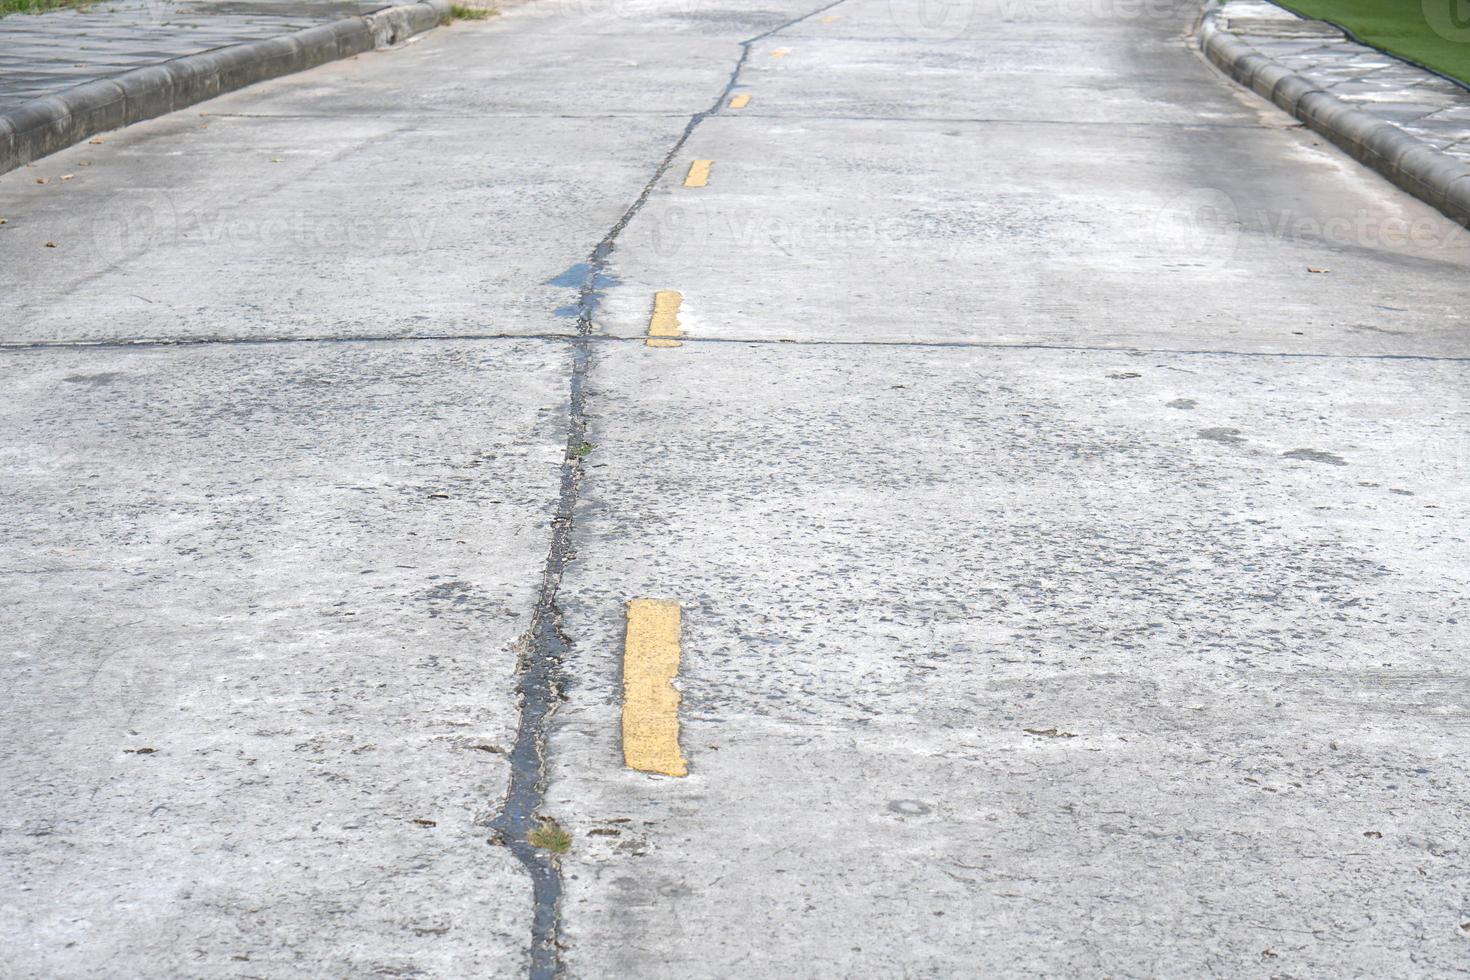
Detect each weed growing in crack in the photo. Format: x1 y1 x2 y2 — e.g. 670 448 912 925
529 818 572 855
447 3 496 20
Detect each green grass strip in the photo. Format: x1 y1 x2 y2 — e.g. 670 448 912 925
0 0 93 15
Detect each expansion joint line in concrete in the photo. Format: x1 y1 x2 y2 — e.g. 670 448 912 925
4 333 1470 364
485 0 854 976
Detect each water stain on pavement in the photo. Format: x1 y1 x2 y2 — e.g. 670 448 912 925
1283 448 1348 466
1198 427 1246 444
887 799 933 817
548 263 622 317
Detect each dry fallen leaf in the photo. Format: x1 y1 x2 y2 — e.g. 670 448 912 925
0 218 7 225
35 177 48 185
1307 267 1330 274
44 241 57 248
1023 727 1078 739
88 137 105 145
60 173 74 181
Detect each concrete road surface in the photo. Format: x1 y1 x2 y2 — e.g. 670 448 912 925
2 0 1468 975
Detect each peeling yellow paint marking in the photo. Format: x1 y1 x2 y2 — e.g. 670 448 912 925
684 159 713 188
646 289 683 348
771 47 790 58
729 94 751 109
622 599 687 777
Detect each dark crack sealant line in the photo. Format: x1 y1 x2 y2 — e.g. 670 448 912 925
5 332 1469 364
489 1 853 977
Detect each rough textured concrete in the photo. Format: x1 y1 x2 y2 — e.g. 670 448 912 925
0 25 727 341
0 340 567 975
538 0 1470 975
593 10 1470 352
2 0 1468 974
552 341 1470 977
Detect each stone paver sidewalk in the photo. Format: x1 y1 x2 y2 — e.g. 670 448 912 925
0 0 374 113
1219 0 1470 164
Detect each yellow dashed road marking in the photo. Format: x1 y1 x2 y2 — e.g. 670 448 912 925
729 94 751 109
622 599 688 777
771 47 790 58
647 289 683 347
684 159 713 188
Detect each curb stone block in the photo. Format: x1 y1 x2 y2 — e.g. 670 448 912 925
4 96 71 172
1296 90 1351 132
1360 127 1419 172
1393 145 1470 208
162 57 222 112
1443 175 1470 224
115 65 177 124
329 18 379 56
294 23 360 63
1250 61 1294 101
56 80 127 139
1233 52 1270 88
1270 74 1319 114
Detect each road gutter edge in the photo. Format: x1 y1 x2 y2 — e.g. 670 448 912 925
1196 3 1470 229
0 0 451 176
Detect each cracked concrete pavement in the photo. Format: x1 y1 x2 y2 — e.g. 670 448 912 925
1 0 1468 975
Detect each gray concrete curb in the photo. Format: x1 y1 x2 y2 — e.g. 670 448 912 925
0 0 451 176
1197 4 1470 228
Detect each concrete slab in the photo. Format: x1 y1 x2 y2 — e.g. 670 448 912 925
548 338 1470 977
0 338 568 975
2 0 1468 972
595 113 1470 353
0 24 752 344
